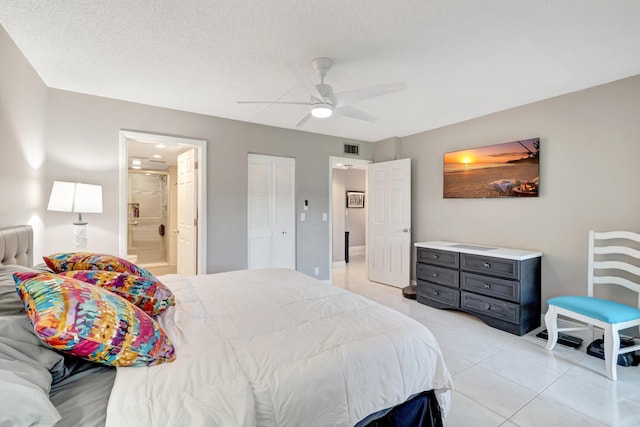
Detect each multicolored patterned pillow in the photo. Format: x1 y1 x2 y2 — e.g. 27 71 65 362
58 270 175 316
13 271 176 367
43 252 157 280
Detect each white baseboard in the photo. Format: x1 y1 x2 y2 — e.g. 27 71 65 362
349 245 365 256
332 261 346 268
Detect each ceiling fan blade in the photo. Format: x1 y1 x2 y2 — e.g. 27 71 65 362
237 100 310 105
334 82 407 107
287 62 326 102
295 113 313 127
334 105 377 123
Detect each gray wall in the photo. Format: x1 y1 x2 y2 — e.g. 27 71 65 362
0 25 48 259
0 27 374 279
396 75 640 308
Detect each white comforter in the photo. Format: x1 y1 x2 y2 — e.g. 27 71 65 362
106 269 452 427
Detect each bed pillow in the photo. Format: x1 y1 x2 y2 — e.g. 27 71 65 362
1 265 35 315
43 252 158 280
14 271 175 367
58 270 175 316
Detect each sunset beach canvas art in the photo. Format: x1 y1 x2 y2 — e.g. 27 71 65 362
443 138 540 198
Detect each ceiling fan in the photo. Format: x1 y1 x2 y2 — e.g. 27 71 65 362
237 57 407 127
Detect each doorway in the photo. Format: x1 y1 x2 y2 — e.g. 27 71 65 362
329 156 371 283
118 130 207 275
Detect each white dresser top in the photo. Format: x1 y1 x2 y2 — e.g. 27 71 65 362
414 241 543 261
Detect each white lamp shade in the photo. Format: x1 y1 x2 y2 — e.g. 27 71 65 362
47 181 76 212
47 181 103 213
74 183 103 213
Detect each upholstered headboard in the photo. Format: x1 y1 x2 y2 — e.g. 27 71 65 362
0 225 33 267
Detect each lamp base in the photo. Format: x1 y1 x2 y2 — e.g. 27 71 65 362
72 222 88 252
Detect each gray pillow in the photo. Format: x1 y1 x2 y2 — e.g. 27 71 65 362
0 315 64 426
0 264 52 315
0 265 32 315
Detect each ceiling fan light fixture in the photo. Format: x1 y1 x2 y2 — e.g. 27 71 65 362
311 104 333 118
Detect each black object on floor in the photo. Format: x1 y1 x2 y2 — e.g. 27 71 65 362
536 329 583 348
586 338 640 367
402 284 417 299
345 231 349 263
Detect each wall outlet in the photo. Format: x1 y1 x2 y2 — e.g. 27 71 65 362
300 213 305 221
314 267 319 275
322 212 327 221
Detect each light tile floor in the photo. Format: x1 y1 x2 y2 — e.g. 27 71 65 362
332 255 640 427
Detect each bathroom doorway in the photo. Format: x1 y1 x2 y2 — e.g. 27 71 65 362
118 130 208 276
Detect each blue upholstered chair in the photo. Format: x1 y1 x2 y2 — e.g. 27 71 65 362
544 230 640 381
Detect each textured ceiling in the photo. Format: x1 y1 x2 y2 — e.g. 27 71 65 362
2 1 640 142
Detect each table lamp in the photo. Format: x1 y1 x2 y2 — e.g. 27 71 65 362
47 181 103 251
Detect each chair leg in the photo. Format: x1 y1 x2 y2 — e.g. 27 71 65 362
544 308 559 351
603 326 619 381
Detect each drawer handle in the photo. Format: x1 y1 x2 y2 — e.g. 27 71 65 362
432 273 439 277
483 283 491 289
433 291 439 295
433 254 440 259
483 262 491 268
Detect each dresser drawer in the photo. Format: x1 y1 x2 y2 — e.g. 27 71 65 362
461 254 520 280
418 281 460 308
417 264 459 288
417 248 459 269
461 272 520 303
461 292 519 324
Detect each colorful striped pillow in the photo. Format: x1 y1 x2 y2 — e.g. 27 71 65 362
43 252 157 280
58 270 175 316
13 271 175 367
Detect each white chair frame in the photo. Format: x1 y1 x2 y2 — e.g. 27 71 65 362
544 230 640 381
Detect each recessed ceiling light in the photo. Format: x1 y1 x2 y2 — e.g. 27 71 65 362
155 144 166 149
152 154 162 159
131 165 142 170
132 159 141 166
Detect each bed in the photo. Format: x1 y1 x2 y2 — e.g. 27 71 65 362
0 225 452 426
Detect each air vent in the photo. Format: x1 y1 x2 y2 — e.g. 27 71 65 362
344 144 359 155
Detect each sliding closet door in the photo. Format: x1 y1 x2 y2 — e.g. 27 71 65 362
248 154 295 269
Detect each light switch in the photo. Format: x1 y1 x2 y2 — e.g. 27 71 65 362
300 213 306 221
322 213 327 221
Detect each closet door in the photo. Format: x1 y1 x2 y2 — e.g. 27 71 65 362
248 154 295 269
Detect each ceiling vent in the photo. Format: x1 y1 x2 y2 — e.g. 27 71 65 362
344 144 359 155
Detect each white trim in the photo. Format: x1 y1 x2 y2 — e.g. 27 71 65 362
333 261 346 268
118 131 208 274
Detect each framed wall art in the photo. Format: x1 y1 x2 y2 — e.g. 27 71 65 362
346 191 365 208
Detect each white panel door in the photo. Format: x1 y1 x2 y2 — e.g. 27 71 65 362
248 154 295 269
177 149 197 275
367 158 411 288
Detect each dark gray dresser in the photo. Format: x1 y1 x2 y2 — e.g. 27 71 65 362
415 241 542 336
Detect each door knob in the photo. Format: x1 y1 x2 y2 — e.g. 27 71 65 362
173 229 180 234
402 228 411 233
